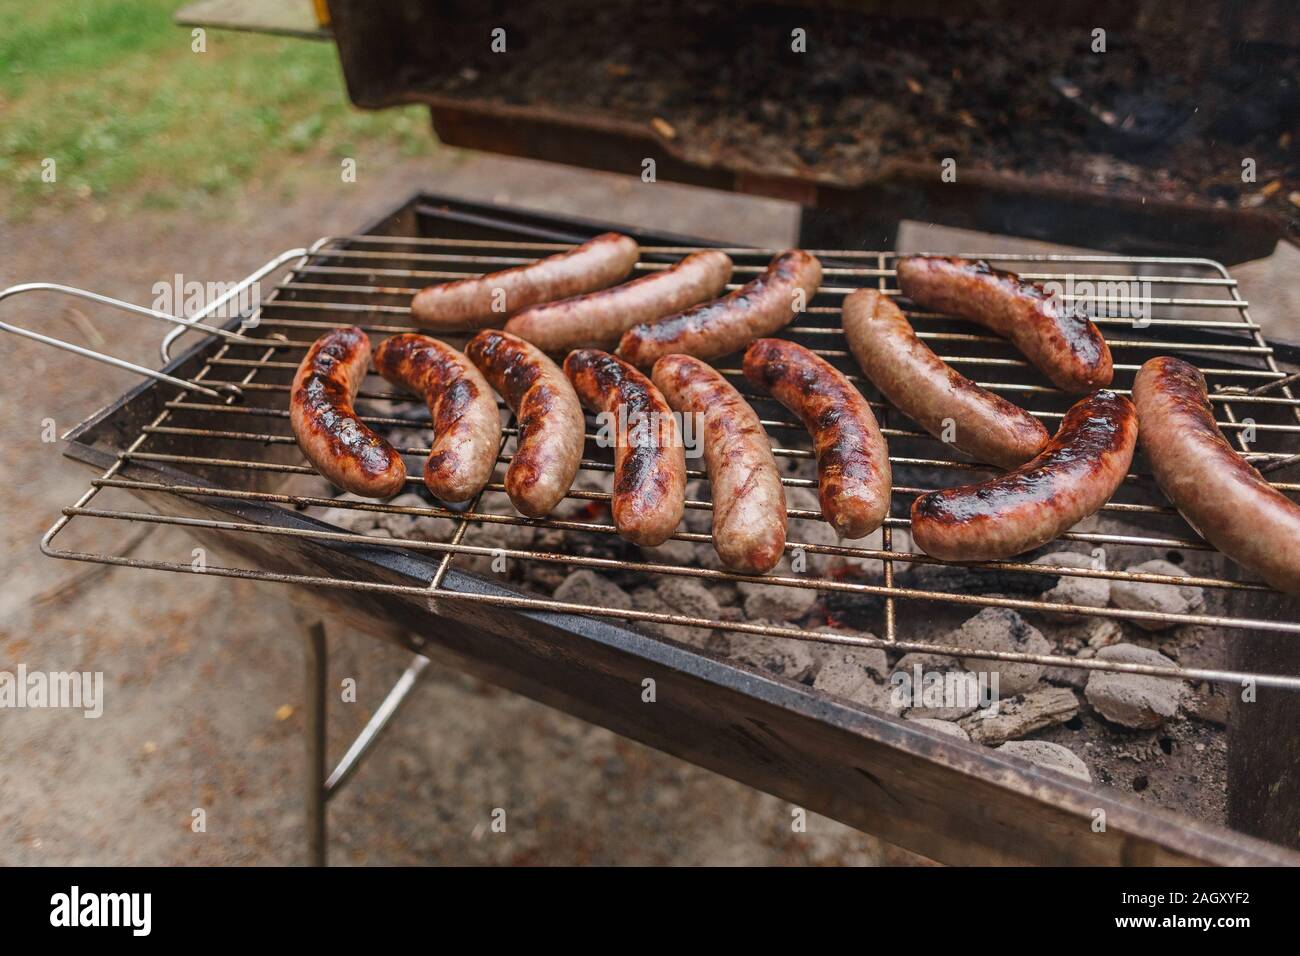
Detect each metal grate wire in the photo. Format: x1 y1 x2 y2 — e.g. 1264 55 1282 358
37 233 1300 692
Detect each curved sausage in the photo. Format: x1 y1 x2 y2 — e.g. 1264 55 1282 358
843 288 1049 469
465 330 585 518
652 354 786 573
372 334 502 502
617 250 823 367
1134 357 1300 594
504 250 733 353
412 233 639 330
895 256 1113 393
290 326 407 498
742 338 891 539
910 390 1137 561
564 349 686 547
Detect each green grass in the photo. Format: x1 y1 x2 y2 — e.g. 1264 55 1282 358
0 0 434 219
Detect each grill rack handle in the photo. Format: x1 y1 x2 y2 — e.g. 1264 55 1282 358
0 246 310 400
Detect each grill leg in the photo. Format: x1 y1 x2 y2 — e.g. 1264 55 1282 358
304 620 328 867
325 652 430 796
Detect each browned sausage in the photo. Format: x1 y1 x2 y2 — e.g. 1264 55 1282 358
843 288 1049 469
564 349 686 547
617 250 823 367
504 250 733 353
742 338 890 539
895 256 1113 393
652 354 786 572
372 334 502 502
910 390 1137 561
1134 357 1300 595
410 233 639 331
465 330 585 518
290 326 407 498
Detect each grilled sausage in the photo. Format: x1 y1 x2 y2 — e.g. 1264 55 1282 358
843 288 1050 469
564 349 686 547
372 334 502 502
910 390 1137 561
1134 357 1300 595
504 250 733 353
617 250 823 367
652 354 786 573
290 326 407 498
895 256 1113 393
742 338 890 539
412 233 640 330
465 330 585 518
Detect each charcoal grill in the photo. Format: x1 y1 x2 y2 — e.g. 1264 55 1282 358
8 194 1300 866
314 0 1299 263
176 1 1299 262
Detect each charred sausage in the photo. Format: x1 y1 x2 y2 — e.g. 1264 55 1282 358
910 390 1137 561
617 250 822 367
465 330 585 518
895 256 1113 393
742 338 891 539
652 354 786 573
412 233 639 330
1133 356 1300 595
843 288 1049 469
564 349 686 547
290 326 407 498
372 334 502 502
504 250 733 353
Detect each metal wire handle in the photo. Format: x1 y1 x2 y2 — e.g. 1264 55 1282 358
157 244 323 362
0 246 311 400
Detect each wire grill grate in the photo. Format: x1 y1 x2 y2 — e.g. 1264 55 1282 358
34 232 1300 692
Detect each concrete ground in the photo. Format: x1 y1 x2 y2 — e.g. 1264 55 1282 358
2 141 1297 865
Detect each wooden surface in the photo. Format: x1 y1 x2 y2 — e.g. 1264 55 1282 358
175 0 329 39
